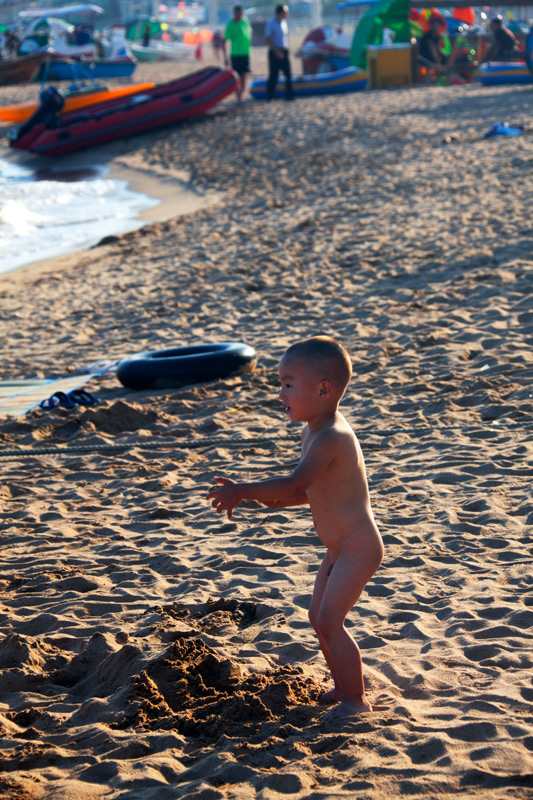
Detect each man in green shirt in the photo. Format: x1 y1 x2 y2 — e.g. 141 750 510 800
223 4 252 102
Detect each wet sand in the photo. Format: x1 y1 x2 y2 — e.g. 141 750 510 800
0 47 532 800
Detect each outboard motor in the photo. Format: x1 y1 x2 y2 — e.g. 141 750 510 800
13 86 65 143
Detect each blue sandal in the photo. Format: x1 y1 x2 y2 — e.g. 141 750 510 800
40 389 99 410
67 389 99 407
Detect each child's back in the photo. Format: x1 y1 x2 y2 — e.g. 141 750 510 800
302 412 381 557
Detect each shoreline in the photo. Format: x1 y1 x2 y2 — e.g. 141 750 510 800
0 143 223 283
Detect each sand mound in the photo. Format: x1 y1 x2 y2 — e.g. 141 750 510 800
77 400 159 436
124 636 322 738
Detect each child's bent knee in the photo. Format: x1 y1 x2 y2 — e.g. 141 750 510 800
308 607 319 630
316 612 343 641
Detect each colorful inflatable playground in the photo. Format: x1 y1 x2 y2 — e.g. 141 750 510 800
346 0 533 87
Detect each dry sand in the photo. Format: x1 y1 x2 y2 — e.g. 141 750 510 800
0 46 533 800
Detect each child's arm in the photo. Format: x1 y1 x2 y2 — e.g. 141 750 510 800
206 429 339 518
208 476 308 516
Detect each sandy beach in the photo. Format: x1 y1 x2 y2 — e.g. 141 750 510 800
0 45 532 800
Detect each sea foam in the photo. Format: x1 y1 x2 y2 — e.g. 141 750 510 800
0 158 159 274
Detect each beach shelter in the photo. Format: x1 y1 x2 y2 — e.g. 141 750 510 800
125 17 162 40
349 0 410 68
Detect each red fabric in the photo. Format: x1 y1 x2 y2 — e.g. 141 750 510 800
452 7 475 25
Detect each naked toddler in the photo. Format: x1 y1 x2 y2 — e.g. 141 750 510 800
206 336 384 718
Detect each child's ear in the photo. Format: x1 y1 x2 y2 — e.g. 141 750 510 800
318 380 333 399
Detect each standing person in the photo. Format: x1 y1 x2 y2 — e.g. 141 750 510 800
142 23 151 48
223 5 252 103
265 4 294 101
212 29 224 62
207 336 384 719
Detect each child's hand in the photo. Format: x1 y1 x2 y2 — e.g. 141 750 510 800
206 477 243 519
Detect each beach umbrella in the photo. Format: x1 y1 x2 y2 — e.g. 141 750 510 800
125 17 162 40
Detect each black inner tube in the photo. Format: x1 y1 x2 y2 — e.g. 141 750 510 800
117 342 256 391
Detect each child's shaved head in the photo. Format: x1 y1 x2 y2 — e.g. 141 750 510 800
283 336 352 395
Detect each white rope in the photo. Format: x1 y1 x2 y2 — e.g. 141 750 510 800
0 419 529 462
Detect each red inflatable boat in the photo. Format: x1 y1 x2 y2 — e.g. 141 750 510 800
11 67 237 156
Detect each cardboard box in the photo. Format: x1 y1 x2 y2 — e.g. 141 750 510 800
367 44 412 90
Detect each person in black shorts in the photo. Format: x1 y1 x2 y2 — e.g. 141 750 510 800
231 54 250 78
223 5 252 102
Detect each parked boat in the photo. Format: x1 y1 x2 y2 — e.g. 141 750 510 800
298 26 352 74
0 50 48 86
10 67 237 156
47 40 98 60
42 54 137 81
250 66 368 100
129 42 162 63
20 33 97 60
0 81 155 125
153 41 198 61
129 40 198 62
475 60 533 86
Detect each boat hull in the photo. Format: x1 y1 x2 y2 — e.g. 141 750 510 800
250 66 368 99
12 67 237 156
0 51 47 86
0 82 155 125
129 43 162 63
130 41 196 62
43 56 137 81
154 42 197 61
475 61 533 86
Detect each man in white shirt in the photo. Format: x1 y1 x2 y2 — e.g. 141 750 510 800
265 4 295 101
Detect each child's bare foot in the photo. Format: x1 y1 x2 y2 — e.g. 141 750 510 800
322 700 372 721
319 688 342 705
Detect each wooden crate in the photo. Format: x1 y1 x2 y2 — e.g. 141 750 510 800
367 44 413 90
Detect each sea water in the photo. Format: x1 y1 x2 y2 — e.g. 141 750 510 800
0 157 160 275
